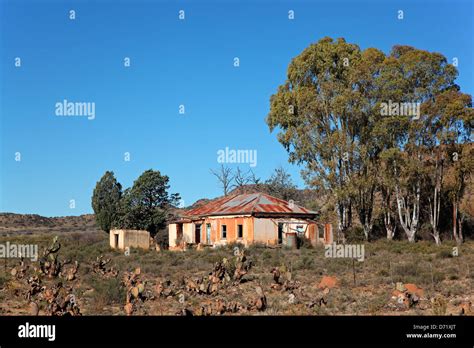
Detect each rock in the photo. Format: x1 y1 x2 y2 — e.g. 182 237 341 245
124 303 133 316
404 283 424 297
131 287 139 298
392 289 404 298
392 285 421 309
317 276 338 289
137 283 145 294
270 283 282 290
155 283 163 296
396 282 406 292
253 286 267 311
29 302 39 316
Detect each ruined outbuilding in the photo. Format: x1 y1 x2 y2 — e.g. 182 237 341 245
110 229 150 250
168 192 332 250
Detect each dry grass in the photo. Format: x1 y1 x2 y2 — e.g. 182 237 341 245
0 231 472 316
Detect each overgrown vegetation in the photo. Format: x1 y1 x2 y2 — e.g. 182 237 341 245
0 232 472 316
91 169 180 237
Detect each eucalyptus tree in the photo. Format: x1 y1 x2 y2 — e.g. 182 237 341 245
267 37 369 240
268 38 473 243
388 46 468 243
424 89 473 244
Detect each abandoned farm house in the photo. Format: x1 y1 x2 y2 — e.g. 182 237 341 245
168 193 333 250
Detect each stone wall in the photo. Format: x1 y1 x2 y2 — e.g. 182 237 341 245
110 229 150 250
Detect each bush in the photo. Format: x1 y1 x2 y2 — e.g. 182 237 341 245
89 277 125 309
294 255 315 270
345 226 366 243
296 235 313 249
0 274 9 288
437 249 453 259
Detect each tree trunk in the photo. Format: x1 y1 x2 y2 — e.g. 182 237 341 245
363 222 371 241
386 221 395 240
432 231 441 245
429 156 442 245
336 200 351 243
394 162 419 243
395 188 419 243
382 188 395 240
453 199 460 244
385 216 395 240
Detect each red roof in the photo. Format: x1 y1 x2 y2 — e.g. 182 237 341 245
182 192 317 218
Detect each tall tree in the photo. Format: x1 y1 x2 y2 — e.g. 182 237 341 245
91 171 122 233
445 144 474 244
347 47 387 240
117 169 180 236
267 38 388 240
267 37 362 240
267 38 473 244
424 90 473 244
389 46 464 243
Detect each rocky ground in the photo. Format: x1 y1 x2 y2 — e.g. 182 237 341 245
0 227 472 316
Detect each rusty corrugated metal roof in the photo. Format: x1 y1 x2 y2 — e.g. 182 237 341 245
182 193 317 218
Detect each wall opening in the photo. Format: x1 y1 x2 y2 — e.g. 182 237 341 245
195 224 201 244
278 223 283 244
176 224 183 245
237 224 243 239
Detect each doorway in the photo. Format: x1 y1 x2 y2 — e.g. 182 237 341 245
195 224 201 244
176 224 183 245
278 223 283 244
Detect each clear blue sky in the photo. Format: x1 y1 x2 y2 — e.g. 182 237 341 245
1 0 473 217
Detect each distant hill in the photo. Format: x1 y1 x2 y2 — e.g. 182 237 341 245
0 187 324 236
0 213 99 235
182 184 323 212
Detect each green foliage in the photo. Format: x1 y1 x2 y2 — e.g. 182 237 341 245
344 226 366 243
265 167 298 201
91 171 122 233
115 169 180 236
91 169 180 236
89 277 125 307
267 36 473 242
296 235 313 249
0 274 10 288
437 249 453 259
